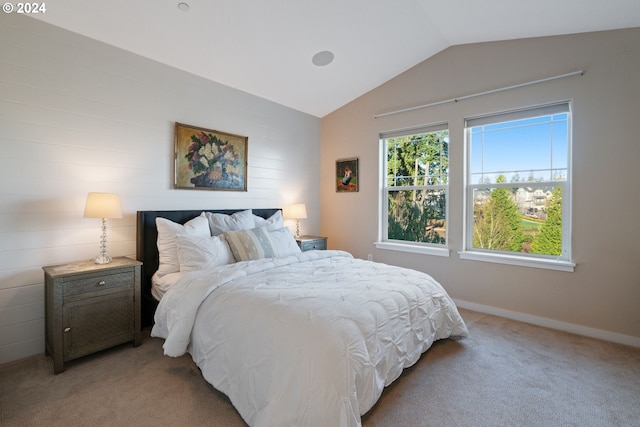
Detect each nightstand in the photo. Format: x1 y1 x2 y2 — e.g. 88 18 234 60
43 257 142 374
295 235 327 251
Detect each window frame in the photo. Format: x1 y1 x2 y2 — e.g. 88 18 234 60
460 102 575 272
376 123 450 257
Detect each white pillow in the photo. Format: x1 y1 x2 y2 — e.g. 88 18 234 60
176 233 234 272
206 209 255 236
253 210 284 231
156 213 210 277
269 227 301 256
224 226 277 261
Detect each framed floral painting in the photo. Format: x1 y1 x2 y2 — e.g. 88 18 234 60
336 158 358 192
174 122 248 191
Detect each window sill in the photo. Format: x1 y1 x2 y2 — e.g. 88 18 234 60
374 241 450 257
458 250 575 272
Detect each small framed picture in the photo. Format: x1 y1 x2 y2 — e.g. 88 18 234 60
336 158 358 192
174 122 248 191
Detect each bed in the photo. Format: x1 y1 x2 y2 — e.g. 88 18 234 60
136 208 468 427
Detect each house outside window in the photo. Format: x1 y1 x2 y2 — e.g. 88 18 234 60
377 124 449 256
462 102 574 271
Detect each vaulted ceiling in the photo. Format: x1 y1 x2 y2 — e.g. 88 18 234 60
32 0 640 117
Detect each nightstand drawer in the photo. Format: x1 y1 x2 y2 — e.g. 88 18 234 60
296 235 328 252
63 271 134 299
300 239 327 251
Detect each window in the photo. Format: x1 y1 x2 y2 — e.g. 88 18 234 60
378 124 449 255
463 102 573 270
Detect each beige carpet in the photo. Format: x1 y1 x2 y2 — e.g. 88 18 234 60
1 309 639 427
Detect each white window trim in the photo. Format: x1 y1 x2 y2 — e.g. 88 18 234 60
462 102 573 270
375 241 450 257
379 123 450 252
458 250 575 272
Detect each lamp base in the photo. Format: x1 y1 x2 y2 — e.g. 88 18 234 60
94 217 112 264
94 255 112 264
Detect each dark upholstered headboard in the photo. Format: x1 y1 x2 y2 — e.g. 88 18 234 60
136 208 280 327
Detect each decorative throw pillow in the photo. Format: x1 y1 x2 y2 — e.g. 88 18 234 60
224 226 277 261
176 234 234 272
206 209 255 236
253 210 284 231
269 227 301 256
156 213 210 277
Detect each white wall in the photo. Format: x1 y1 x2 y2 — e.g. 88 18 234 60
321 28 640 345
0 14 321 364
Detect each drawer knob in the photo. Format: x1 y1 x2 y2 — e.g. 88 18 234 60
64 327 71 333
97 280 106 286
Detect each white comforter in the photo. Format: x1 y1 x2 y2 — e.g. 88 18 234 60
151 250 468 427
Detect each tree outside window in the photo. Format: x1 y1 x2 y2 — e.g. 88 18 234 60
382 125 448 246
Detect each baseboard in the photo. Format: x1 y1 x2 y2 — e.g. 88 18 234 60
454 299 640 349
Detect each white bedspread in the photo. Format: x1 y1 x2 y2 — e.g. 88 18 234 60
151 250 468 427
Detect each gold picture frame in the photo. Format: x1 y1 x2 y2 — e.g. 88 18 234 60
174 122 248 191
336 158 358 192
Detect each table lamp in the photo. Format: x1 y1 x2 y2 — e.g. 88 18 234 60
285 203 307 237
83 192 122 264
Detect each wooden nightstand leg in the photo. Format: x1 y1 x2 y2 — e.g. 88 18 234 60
53 357 64 375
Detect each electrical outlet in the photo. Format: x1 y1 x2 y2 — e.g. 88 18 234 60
367 254 373 261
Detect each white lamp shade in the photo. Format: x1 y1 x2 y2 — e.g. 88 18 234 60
83 192 123 219
285 203 307 219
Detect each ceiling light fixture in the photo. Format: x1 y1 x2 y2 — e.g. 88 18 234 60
177 2 190 11
312 51 334 67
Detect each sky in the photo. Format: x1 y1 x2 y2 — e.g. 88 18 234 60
469 113 568 183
